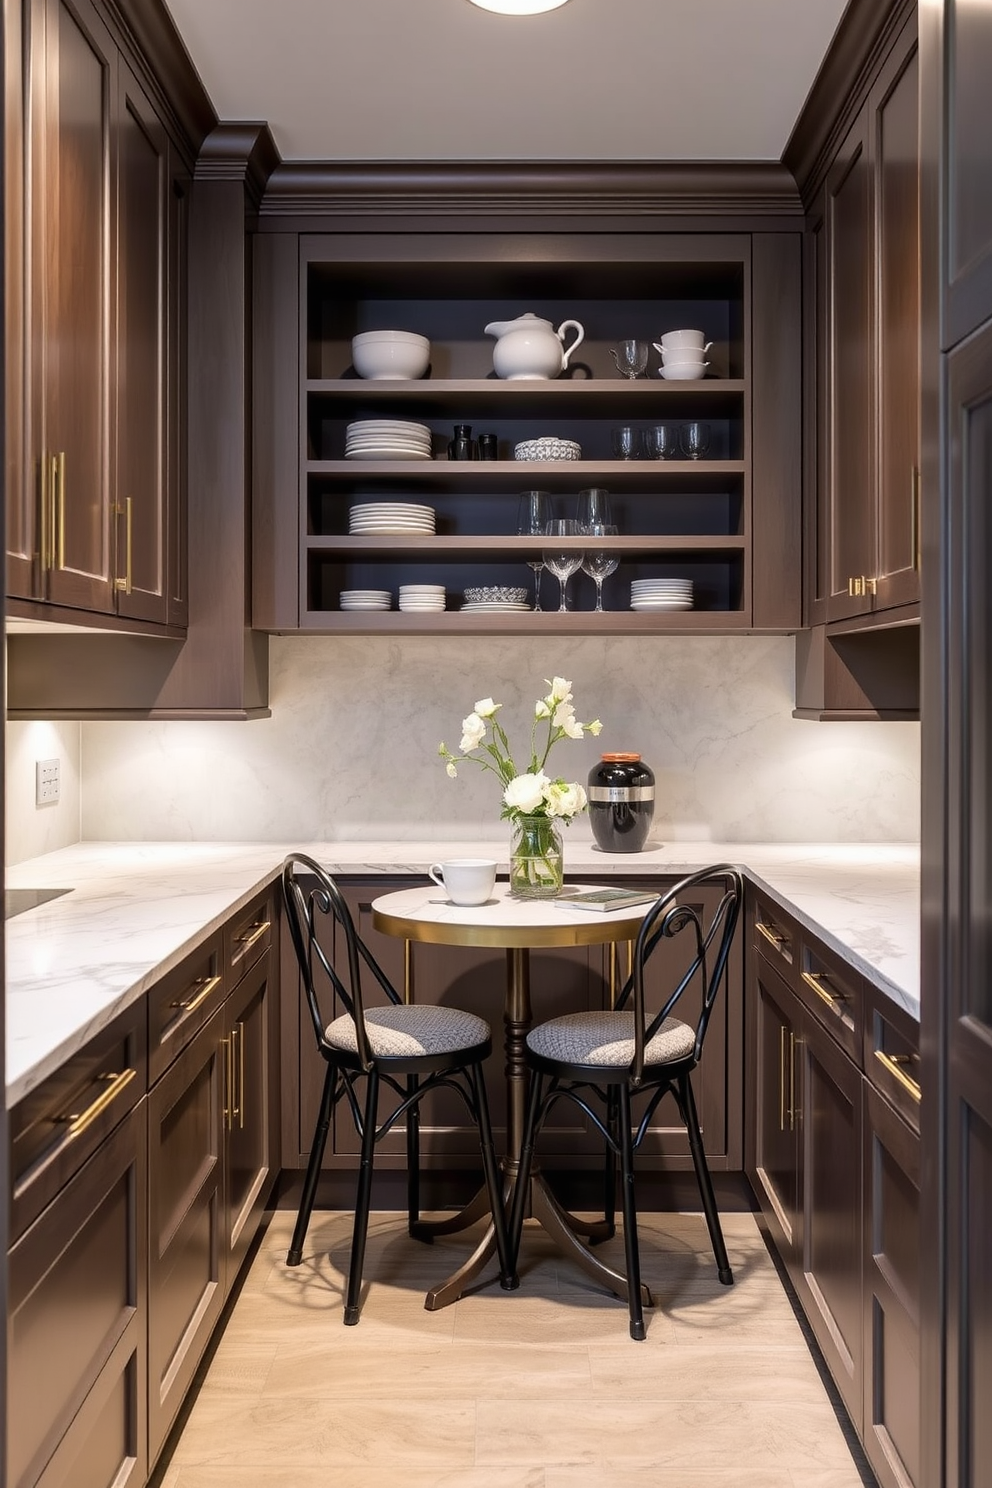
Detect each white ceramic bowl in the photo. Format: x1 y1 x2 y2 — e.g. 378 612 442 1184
661 347 712 365
658 362 709 381
351 330 430 380
659 329 709 351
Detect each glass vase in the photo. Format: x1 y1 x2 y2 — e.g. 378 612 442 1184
509 813 564 899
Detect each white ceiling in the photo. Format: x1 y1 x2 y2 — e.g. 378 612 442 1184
161 0 850 164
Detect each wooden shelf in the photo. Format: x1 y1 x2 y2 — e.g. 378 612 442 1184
304 535 747 555
307 377 746 415
305 460 746 490
288 610 747 637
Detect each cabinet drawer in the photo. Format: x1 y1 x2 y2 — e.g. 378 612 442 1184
797 935 863 1064
752 894 797 970
7 1099 147 1488
9 1001 147 1243
864 990 921 1135
225 887 276 985
147 932 225 1085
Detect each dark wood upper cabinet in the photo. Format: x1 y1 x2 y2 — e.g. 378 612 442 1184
942 0 992 347
810 13 920 628
7 0 185 632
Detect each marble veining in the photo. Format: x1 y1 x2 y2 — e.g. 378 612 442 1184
5 839 920 1106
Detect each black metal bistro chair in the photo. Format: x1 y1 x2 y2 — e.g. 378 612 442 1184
507 864 744 1339
281 853 515 1323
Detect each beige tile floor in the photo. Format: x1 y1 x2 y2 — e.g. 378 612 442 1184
152 1207 871 1488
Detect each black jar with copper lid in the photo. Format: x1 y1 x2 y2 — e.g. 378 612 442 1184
588 753 655 853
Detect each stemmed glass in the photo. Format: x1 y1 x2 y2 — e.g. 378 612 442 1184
610 339 649 379
680 421 712 460
581 523 619 611
542 519 584 612
517 490 552 611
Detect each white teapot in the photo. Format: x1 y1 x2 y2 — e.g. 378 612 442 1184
484 312 585 380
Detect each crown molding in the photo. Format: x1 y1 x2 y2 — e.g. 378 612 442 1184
784 0 916 209
108 0 216 166
195 123 281 212
256 160 803 221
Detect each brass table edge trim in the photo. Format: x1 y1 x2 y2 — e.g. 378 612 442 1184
372 906 646 948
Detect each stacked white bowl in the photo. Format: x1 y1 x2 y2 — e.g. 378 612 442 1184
398 584 446 613
351 330 430 380
653 329 712 381
340 589 391 611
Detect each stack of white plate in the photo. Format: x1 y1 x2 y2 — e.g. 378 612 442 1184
398 584 446 613
345 420 433 460
630 578 694 611
340 589 391 611
349 502 436 535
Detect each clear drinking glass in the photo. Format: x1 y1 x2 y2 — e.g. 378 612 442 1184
576 487 613 531
542 518 584 612
680 421 712 460
581 523 619 611
610 339 649 379
611 426 642 460
517 490 552 610
645 423 680 460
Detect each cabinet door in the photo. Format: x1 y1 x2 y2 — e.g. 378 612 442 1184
147 1007 224 1461
873 21 921 612
28 0 115 613
799 1008 864 1431
7 1100 147 1488
224 950 273 1285
167 146 189 628
863 1082 920 1488
942 0 992 345
825 108 875 621
748 953 802 1260
6 0 33 599
115 60 168 622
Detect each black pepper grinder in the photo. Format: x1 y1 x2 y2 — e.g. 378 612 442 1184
447 424 476 461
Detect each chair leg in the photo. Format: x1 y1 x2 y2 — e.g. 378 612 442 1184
287 1060 336 1266
468 1062 518 1290
618 1082 645 1340
406 1074 423 1239
345 1067 380 1325
599 1086 619 1242
679 1072 733 1285
508 1068 546 1274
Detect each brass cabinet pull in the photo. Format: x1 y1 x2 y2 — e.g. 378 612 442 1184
237 1020 245 1129
801 969 845 1011
756 920 787 953
114 496 133 594
170 972 222 1014
54 452 66 569
221 1036 232 1130
57 1067 136 1139
237 920 270 955
847 574 878 597
875 1048 922 1102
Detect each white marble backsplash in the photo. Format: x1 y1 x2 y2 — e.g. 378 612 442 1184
75 634 921 846
6 718 82 864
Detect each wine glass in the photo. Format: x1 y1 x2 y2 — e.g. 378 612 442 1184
610 339 649 379
542 518 584 612
680 421 712 460
581 523 619 611
645 423 680 460
517 490 552 610
576 487 613 531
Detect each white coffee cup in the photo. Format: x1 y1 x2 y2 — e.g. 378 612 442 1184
428 858 497 906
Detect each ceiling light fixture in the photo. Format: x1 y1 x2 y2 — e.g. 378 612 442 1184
468 0 572 15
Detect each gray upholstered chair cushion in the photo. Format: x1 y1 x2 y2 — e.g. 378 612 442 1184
526 1010 695 1068
327 1004 490 1059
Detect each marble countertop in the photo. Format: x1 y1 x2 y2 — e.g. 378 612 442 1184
6 838 920 1105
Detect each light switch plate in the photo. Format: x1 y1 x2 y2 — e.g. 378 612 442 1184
36 758 60 806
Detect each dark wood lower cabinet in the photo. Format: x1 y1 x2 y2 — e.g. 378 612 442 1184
224 949 274 1279
146 1007 225 1461
6 1100 148 1488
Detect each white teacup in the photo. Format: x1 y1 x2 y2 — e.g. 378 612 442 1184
428 858 497 906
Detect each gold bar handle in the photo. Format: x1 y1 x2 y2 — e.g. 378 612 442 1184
237 920 270 956
911 466 921 572
779 1024 786 1132
58 1068 137 1140
54 452 66 569
115 496 132 594
756 920 788 952
221 1036 232 1130
170 972 222 1014
801 969 845 1010
237 1020 245 1129
875 1049 922 1102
